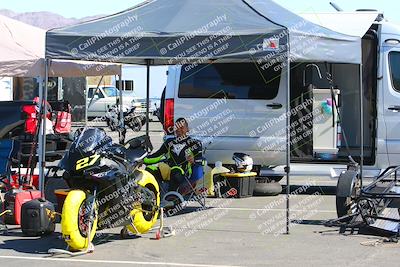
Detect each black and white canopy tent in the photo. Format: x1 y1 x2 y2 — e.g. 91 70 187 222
44 0 366 233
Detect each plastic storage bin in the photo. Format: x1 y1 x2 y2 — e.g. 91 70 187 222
219 172 257 198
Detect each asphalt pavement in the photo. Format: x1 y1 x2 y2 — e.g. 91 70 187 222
1 122 399 267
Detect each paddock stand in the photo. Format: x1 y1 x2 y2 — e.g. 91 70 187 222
120 202 176 240
48 200 175 257
48 195 97 257
154 207 175 239
47 222 95 257
325 163 400 242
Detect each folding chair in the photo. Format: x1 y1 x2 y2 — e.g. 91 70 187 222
0 139 20 232
181 161 207 207
161 159 207 210
0 139 20 190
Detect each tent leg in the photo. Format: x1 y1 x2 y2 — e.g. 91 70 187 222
146 59 150 137
85 78 88 125
38 59 50 197
119 75 124 128
359 64 364 186
38 76 44 195
286 45 291 235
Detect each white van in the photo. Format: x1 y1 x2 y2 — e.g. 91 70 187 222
162 12 400 178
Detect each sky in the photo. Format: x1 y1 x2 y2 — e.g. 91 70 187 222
0 0 399 23
1 0 398 97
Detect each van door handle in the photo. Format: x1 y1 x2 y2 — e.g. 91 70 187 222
388 106 400 112
266 103 283 109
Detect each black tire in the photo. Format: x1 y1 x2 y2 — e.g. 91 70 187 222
163 194 183 214
120 227 129 239
336 171 360 220
336 196 350 219
106 118 116 131
129 117 143 132
254 179 282 196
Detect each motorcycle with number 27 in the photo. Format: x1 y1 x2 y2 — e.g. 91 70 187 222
57 128 160 251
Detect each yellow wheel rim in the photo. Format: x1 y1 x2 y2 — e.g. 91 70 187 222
61 190 98 250
127 170 160 234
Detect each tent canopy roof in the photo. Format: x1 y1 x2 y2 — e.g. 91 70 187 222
299 12 379 37
0 14 121 77
46 0 363 65
57 0 283 36
247 0 363 63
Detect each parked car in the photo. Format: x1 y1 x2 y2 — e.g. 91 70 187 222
0 100 72 166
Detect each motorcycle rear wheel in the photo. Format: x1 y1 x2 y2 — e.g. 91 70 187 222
127 170 160 234
129 117 143 132
61 190 98 251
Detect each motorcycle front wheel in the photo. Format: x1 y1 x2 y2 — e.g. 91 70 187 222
106 118 117 131
127 170 160 234
61 190 98 251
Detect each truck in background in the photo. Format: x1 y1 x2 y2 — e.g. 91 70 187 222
86 86 149 119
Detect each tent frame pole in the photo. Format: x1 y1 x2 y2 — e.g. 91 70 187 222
285 43 291 235
146 59 151 137
85 79 88 125
118 74 124 128
359 64 364 186
39 58 50 196
37 76 43 195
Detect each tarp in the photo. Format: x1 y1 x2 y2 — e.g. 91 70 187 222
45 0 362 65
299 12 379 38
0 15 121 77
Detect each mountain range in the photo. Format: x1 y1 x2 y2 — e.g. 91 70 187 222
0 8 104 29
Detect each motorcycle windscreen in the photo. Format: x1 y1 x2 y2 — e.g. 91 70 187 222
60 128 112 171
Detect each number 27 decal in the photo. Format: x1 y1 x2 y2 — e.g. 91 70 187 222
76 154 100 171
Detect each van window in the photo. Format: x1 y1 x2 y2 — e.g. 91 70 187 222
178 63 281 99
389 52 400 92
